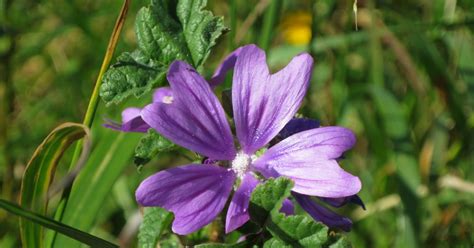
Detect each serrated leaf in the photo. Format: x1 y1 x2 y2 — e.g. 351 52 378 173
267 213 328 247
326 234 351 248
134 129 175 166
195 242 249 248
138 207 173 248
100 0 226 105
249 177 293 225
195 233 262 248
159 234 182 248
177 0 227 66
249 178 352 248
100 51 167 104
263 238 291 248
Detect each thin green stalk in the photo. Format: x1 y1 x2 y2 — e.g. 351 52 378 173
69 0 131 176
65 0 131 174
258 0 282 51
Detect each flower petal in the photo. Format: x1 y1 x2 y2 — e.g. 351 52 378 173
104 86 172 133
293 193 352 231
142 61 236 160
104 107 150 133
136 164 235 235
122 108 141 123
225 173 259 233
232 44 313 154
280 199 294 216
278 117 320 139
152 87 173 103
253 126 360 197
209 47 243 86
320 195 366 210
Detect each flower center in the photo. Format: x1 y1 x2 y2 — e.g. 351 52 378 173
162 96 174 104
231 152 252 178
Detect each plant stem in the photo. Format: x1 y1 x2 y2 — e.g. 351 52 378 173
51 0 132 244
65 0 131 176
69 0 131 172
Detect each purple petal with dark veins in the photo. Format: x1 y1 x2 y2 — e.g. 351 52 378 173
253 126 361 197
209 47 243 87
104 107 149 133
225 173 259 233
136 164 235 235
152 87 173 103
293 192 352 232
141 61 236 160
279 117 320 139
232 44 313 154
320 195 366 210
104 87 172 133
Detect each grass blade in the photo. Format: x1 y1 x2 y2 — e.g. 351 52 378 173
53 129 141 247
0 199 117 248
19 123 90 248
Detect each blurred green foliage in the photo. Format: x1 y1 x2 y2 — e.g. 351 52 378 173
1 0 473 247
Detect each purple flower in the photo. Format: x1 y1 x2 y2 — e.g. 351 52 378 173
104 87 173 133
133 44 361 235
277 117 365 231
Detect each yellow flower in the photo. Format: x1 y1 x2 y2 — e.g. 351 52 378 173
280 11 312 45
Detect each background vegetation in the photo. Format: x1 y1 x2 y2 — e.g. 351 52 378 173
1 0 473 247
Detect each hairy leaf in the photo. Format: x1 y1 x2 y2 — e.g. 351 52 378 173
100 0 226 105
134 129 175 166
249 178 352 247
195 242 251 248
177 0 227 66
263 238 291 248
249 177 293 225
138 207 173 248
267 213 328 247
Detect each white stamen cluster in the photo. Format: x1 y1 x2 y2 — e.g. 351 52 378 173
231 152 252 178
162 96 174 104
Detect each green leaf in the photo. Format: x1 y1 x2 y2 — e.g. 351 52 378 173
100 51 167 104
325 234 351 248
177 0 227 66
249 177 293 225
369 85 408 139
19 123 90 248
267 213 328 247
195 242 250 248
138 207 173 248
134 129 175 166
159 234 182 248
249 178 351 247
100 0 226 105
52 128 141 248
263 238 291 248
0 199 117 248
